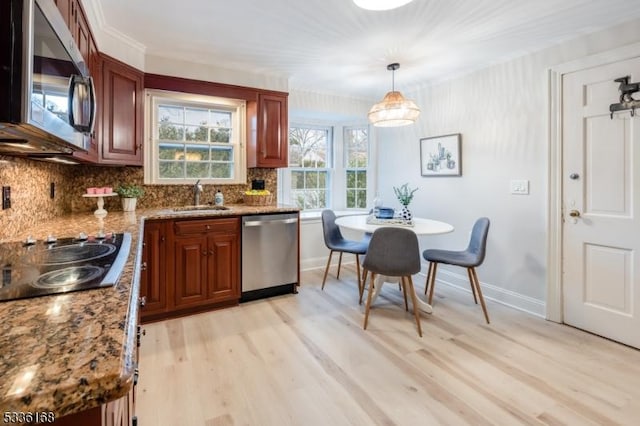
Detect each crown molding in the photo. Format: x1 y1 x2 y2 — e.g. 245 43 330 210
82 0 146 54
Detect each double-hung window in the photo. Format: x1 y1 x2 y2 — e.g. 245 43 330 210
284 125 332 209
144 90 246 185
344 126 368 209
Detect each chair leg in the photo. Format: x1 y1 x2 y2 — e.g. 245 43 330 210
360 268 368 305
466 267 478 304
355 254 362 299
424 262 433 295
428 263 438 305
321 250 334 290
401 276 409 311
406 275 423 337
363 272 376 330
470 267 490 324
336 252 343 279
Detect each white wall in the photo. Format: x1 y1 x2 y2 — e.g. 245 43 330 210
375 18 640 316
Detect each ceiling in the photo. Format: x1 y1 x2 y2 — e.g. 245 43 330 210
92 0 640 100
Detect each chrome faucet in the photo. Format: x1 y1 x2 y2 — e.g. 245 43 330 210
193 179 203 206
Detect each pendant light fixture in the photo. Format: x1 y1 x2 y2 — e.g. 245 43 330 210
353 0 415 11
368 63 420 127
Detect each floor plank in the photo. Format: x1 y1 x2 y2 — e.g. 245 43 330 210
137 266 640 425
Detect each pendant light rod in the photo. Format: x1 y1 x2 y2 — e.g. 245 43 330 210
388 62 399 92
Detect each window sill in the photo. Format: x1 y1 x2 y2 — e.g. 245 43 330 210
300 209 368 223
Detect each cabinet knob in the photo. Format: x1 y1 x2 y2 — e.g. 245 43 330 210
160 235 166 243
206 225 211 230
202 250 208 256
209 249 215 256
139 296 147 307
141 261 147 271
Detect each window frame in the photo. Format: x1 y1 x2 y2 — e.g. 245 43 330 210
279 121 373 212
344 125 369 210
279 123 333 210
144 89 247 185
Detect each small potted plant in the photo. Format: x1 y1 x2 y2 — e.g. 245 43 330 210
393 183 418 221
115 184 144 212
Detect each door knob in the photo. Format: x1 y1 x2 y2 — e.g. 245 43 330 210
569 210 581 217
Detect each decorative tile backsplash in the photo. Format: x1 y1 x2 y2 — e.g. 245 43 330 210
0 155 278 239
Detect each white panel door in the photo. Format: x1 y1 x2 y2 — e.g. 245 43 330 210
562 56 640 349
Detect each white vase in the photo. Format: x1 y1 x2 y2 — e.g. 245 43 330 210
400 205 412 221
122 197 137 212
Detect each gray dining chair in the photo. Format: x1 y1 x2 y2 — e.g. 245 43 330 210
321 210 369 299
362 227 423 337
423 217 491 323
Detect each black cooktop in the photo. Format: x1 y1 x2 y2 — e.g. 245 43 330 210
0 233 131 302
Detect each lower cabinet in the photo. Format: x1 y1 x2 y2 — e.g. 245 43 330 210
51 388 135 426
140 217 241 322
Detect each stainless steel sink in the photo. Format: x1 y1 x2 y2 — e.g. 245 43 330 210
172 205 231 212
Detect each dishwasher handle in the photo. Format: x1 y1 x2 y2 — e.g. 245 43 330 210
244 218 298 227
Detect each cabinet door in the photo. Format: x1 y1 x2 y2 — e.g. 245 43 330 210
74 2 91 63
140 221 167 319
100 54 144 165
253 93 288 168
208 232 240 302
173 235 209 308
54 0 71 28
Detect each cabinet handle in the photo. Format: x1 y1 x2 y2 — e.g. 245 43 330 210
202 250 207 256
139 296 146 307
136 143 142 152
160 235 166 243
140 261 147 271
134 367 139 385
209 249 215 256
206 225 211 230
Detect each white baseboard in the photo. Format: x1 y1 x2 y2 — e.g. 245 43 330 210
418 265 545 318
301 253 358 271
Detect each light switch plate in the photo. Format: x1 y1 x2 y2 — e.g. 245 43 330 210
510 179 529 195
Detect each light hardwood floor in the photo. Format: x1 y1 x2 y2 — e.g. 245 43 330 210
137 266 640 425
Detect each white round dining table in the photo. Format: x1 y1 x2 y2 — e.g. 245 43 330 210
334 214 454 314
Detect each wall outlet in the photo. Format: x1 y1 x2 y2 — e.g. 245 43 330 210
510 179 529 195
2 186 11 209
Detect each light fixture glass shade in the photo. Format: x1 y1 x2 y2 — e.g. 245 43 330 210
368 91 420 127
353 0 414 11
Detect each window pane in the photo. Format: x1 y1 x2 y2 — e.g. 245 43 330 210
305 171 318 188
347 189 356 208
186 162 209 178
185 145 210 161
185 125 208 142
158 122 184 141
346 170 355 188
210 128 230 143
318 171 327 187
291 171 304 189
185 107 208 126
289 127 328 168
211 163 232 178
159 143 183 160
159 161 185 178
211 147 232 161
356 170 366 188
210 111 231 127
356 190 367 208
158 105 183 123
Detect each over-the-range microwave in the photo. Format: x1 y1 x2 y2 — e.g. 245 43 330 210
0 0 96 156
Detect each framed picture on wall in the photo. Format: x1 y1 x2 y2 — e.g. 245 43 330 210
420 133 462 177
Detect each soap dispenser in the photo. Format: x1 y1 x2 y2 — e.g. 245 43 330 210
214 189 224 206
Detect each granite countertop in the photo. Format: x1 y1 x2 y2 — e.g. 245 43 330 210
0 203 298 418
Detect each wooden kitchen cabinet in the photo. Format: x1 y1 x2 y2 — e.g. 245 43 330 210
169 217 241 311
248 93 289 168
100 54 144 165
141 217 240 322
140 221 167 319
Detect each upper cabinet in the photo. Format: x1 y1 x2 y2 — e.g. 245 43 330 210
248 93 288 168
100 54 144 165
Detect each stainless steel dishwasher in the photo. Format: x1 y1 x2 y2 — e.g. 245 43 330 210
241 212 299 301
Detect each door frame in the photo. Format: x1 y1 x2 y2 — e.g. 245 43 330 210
546 41 640 322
